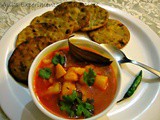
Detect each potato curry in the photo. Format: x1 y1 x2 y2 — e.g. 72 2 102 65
33 47 117 119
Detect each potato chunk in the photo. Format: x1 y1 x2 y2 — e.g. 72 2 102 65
55 63 66 79
69 67 85 75
46 82 61 94
64 70 78 81
61 82 76 96
94 75 108 90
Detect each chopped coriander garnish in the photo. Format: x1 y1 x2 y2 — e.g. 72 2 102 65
62 90 78 103
83 68 96 86
59 90 94 118
52 54 65 65
76 100 93 118
39 68 51 79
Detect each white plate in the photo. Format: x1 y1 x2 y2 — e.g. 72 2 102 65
0 4 160 120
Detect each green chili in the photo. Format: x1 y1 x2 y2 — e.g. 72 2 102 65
118 70 142 102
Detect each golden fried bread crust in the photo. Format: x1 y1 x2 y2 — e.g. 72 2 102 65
30 11 56 24
54 1 90 31
9 37 52 84
16 21 74 46
30 11 76 31
81 4 109 31
88 19 130 49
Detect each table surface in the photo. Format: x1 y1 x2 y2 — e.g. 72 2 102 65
0 0 159 120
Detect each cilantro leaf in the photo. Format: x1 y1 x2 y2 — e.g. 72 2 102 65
76 105 83 116
39 68 51 79
60 101 75 117
84 102 94 110
60 101 70 111
52 54 65 65
59 90 94 118
83 68 96 86
81 105 92 118
62 90 78 103
76 98 94 118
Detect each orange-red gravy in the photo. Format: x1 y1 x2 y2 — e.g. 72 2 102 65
34 47 117 119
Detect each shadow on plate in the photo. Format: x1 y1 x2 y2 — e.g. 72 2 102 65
21 101 52 120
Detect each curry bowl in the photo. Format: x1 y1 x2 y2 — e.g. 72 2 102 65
28 38 122 120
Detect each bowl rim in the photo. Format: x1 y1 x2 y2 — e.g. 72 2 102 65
28 39 122 120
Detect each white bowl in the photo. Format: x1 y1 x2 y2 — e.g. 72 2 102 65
28 39 122 120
